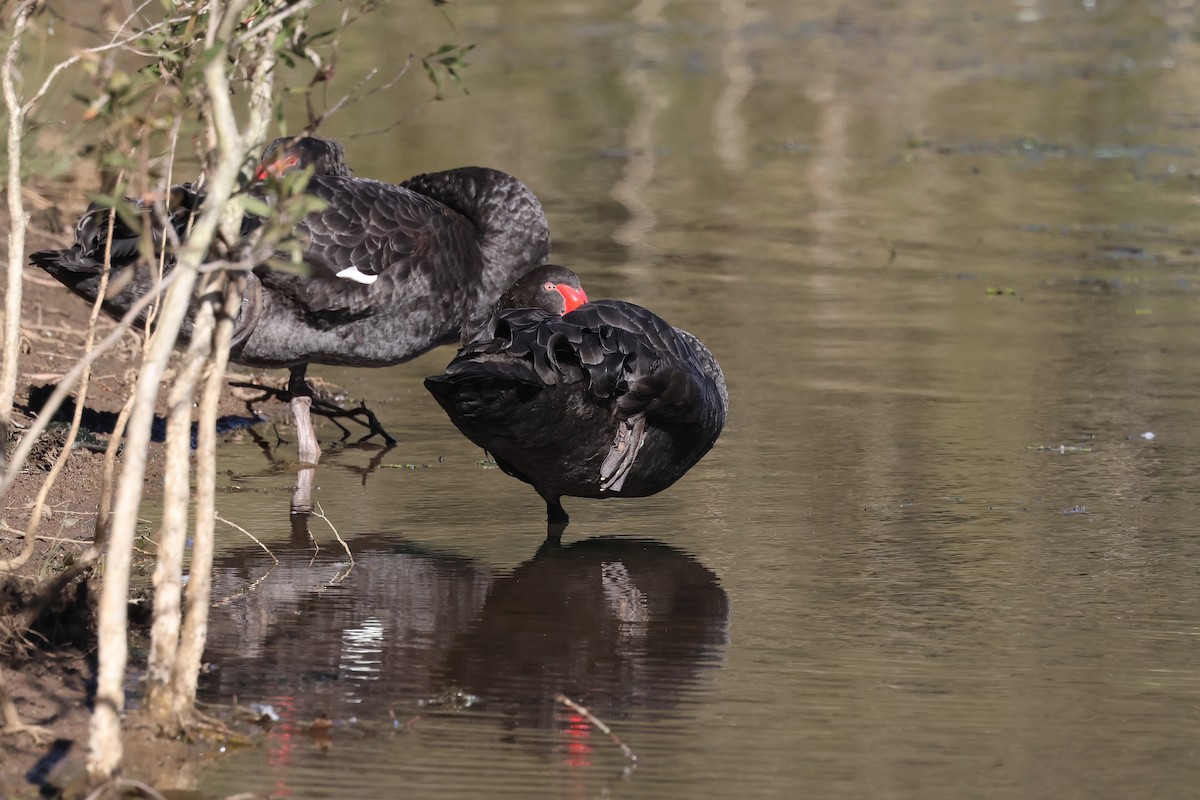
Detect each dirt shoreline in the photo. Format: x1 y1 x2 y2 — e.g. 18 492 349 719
1 200 285 797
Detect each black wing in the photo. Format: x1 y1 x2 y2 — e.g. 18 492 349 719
255 175 480 315
459 299 725 427
31 184 200 273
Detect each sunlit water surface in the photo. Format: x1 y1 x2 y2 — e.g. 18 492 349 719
86 0 1200 796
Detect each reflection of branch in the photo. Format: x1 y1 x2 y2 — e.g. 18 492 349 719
83 778 168 800
611 0 668 263
713 0 752 172
554 693 638 764
211 559 278 608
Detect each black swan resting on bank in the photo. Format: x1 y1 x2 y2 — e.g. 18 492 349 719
424 265 728 530
30 136 552 452
34 137 352 277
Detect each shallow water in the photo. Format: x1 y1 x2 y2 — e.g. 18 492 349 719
104 0 1200 796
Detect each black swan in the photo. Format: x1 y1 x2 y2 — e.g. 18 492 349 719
425 265 728 529
255 136 352 181
30 137 552 451
33 137 352 277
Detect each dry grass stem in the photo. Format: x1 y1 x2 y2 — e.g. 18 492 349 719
0 525 92 545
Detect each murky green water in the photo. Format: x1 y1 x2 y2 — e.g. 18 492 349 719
40 0 1200 796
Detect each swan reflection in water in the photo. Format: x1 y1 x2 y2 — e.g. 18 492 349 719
202 522 729 757
437 535 730 734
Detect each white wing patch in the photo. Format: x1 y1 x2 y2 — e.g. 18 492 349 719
335 266 379 285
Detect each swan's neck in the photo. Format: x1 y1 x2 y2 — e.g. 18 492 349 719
401 167 551 294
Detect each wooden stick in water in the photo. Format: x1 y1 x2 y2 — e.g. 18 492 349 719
554 692 638 763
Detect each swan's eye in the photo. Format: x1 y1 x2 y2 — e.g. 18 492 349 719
286 155 299 167
544 282 555 291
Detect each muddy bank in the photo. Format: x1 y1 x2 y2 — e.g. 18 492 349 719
0 199 292 797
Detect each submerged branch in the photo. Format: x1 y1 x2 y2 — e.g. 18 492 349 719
313 501 354 566
554 693 639 764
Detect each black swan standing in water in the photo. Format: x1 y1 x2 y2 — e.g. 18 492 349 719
30 136 552 452
425 265 728 531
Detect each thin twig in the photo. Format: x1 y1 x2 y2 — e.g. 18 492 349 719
20 273 63 288
93 391 134 546
0 0 39 487
554 693 638 763
214 513 278 564
0 528 91 546
312 501 354 565
348 95 437 140
42 0 158 42
233 0 317 46
307 56 413 131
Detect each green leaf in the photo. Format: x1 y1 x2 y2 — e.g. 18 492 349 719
199 44 225 68
98 151 139 172
242 197 272 217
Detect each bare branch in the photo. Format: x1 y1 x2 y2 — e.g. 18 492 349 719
88 246 199 782
89 0 264 766
0 0 40 462
307 57 414 132
144 295 214 723
233 0 317 47
347 94 438 140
